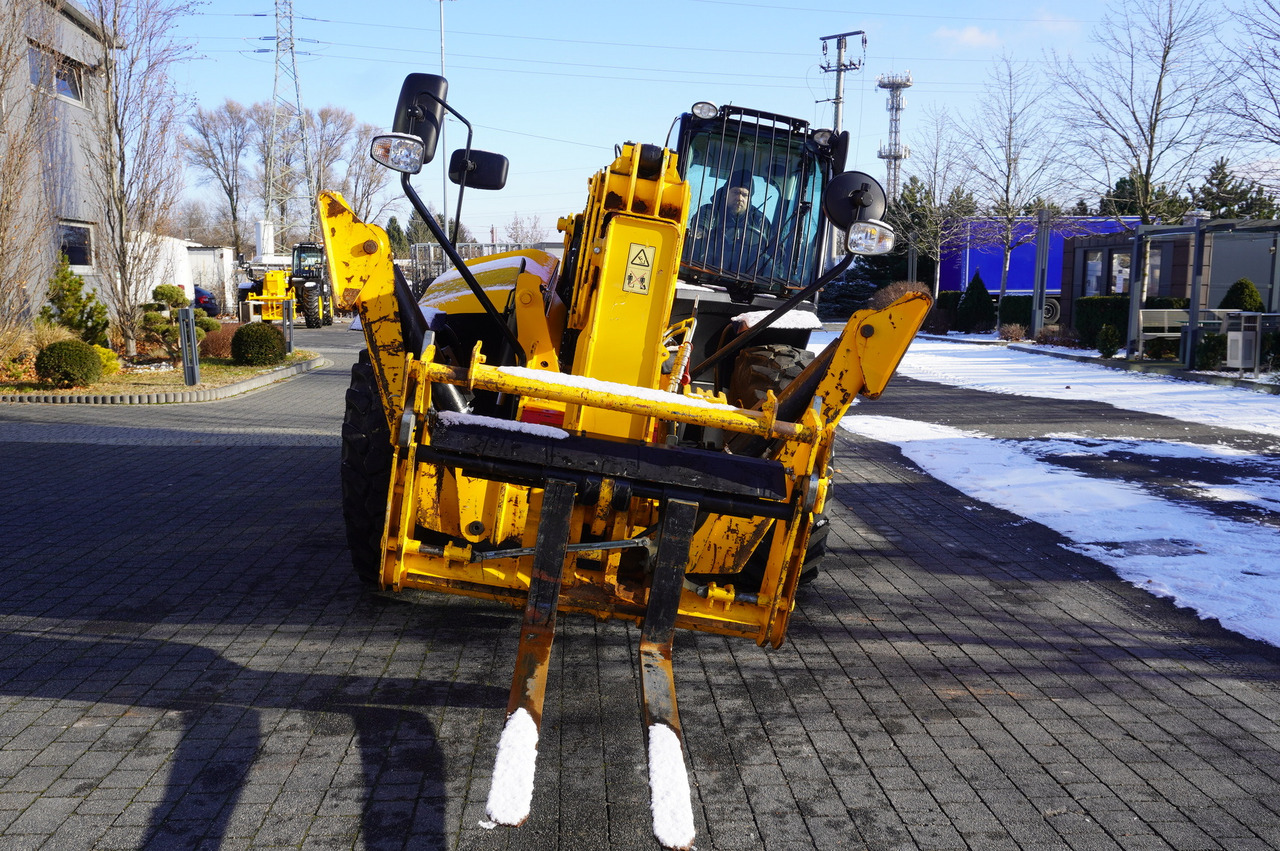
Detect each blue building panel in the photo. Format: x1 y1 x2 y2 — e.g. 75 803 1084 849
939 217 1138 296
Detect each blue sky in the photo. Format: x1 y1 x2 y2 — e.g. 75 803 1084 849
173 1 1113 240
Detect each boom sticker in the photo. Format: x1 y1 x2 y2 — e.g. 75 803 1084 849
623 243 655 294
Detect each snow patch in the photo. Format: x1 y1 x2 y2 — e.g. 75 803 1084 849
437 410 569 440
485 709 539 825
732 308 822 330
841 414 1280 646
647 723 695 850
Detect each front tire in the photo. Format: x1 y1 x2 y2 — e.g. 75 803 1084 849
341 351 392 585
301 285 322 328
726 343 815 409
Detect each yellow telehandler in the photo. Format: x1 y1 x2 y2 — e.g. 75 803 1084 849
319 72 930 850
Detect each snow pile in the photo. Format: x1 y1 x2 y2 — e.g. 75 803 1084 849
841 415 1280 646
437 410 569 440
485 708 539 826
647 723 695 850
732 308 823 330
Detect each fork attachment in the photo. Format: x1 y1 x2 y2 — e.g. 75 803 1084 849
484 479 577 826
640 498 699 851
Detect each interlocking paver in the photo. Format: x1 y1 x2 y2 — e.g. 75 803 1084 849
3 329 1280 848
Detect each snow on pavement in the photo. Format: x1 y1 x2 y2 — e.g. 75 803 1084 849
812 334 1280 647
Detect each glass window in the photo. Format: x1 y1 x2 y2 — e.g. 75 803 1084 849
1111 252 1131 294
28 46 83 102
59 223 92 267
681 124 822 289
1083 249 1103 297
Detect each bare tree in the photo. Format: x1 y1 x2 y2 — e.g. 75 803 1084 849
185 98 251 257
505 212 547 244
890 106 975 296
340 122 393 222
1223 0 1280 185
78 0 193 354
1050 0 1227 226
0 0 59 337
961 55 1066 300
309 105 355 192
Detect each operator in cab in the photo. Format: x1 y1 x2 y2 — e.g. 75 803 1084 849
689 169 771 275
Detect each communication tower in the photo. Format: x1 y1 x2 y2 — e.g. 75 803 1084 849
876 72 912 200
262 0 316 257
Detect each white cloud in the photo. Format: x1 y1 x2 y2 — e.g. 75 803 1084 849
933 25 1002 49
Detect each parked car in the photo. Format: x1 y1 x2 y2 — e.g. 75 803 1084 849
192 286 220 317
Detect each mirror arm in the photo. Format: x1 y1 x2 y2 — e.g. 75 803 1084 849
400 172 526 366
689 253 853 380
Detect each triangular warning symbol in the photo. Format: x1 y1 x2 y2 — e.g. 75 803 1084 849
630 247 651 267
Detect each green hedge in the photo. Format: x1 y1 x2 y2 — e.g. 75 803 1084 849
998 295 1034 327
35 339 103 387
1074 296 1130 349
1143 296 1189 309
231 322 287 366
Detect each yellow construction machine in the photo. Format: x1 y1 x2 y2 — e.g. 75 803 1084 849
319 73 930 850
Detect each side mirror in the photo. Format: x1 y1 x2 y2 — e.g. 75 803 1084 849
448 149 509 190
391 73 448 165
822 170 887 229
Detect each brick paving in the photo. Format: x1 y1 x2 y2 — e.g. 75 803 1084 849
1 327 1279 850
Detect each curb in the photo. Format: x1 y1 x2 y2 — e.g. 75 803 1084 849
916 333 1280 396
0 356 329 405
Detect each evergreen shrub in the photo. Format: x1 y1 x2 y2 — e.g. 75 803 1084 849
231 322 286 366
954 272 997 333
1074 296 1130 348
94 345 120 376
1197 333 1228 370
35 339 103 387
1218 278 1265 312
1095 324 1122 358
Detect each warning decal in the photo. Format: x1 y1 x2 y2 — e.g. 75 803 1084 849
622 243 655 294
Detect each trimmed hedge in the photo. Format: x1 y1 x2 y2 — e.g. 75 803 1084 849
1144 296 1189 309
997 295 1034 327
1074 296 1130 349
231 322 287 366
1219 278 1265 312
35 339 103 387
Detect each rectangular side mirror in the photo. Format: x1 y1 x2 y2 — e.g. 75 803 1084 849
391 74 448 165
449 149 509 191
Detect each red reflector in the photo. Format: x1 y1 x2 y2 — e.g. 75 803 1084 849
519 407 565 428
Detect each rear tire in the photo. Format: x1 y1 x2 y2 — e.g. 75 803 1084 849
322 291 334 326
342 351 392 585
301 286 322 328
727 343 814 409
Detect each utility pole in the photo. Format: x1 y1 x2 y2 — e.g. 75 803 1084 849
818 31 866 277
818 30 866 134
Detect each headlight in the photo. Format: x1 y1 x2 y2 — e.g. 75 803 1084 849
691 101 718 119
370 133 425 174
812 129 834 147
845 219 895 255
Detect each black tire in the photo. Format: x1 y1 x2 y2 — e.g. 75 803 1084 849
798 513 829 585
726 343 815 409
322 289 334 326
301 285 322 328
341 351 392 585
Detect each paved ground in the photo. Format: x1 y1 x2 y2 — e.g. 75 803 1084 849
1 326 1279 850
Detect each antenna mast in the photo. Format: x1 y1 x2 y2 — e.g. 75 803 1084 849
876 72 912 200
